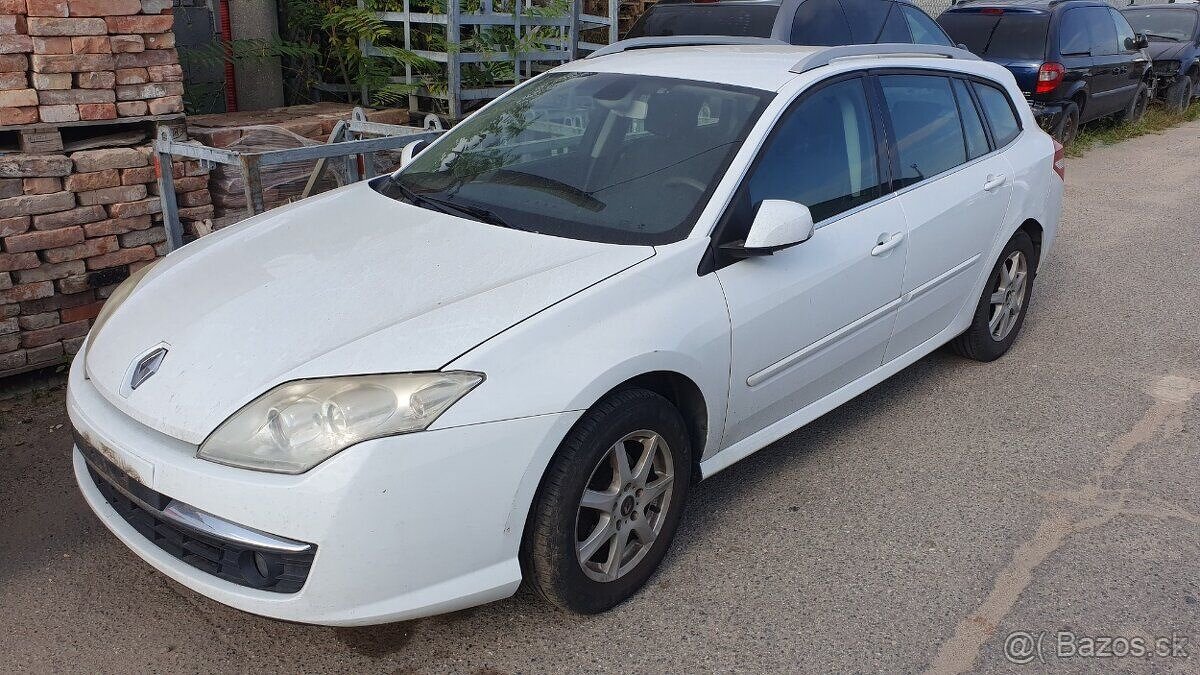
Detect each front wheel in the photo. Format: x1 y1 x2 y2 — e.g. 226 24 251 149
1114 82 1150 125
1165 76 1193 112
523 388 692 614
951 232 1036 362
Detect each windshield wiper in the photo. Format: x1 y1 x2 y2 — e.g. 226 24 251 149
1144 32 1181 42
389 177 519 230
389 178 458 217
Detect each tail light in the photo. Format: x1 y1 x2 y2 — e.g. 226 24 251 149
1036 62 1065 95
1052 139 1065 181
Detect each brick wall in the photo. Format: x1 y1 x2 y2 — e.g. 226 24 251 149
0 145 211 377
0 0 182 125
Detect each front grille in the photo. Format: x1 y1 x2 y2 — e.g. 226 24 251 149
77 434 316 594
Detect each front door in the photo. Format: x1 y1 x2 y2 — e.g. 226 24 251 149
715 76 908 448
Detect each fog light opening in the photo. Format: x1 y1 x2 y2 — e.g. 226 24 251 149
239 550 282 587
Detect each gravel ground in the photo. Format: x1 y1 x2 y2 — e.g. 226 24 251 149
2 121 1199 674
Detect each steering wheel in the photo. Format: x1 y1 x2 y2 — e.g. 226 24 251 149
664 176 707 194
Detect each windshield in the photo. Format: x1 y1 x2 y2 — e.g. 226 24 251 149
938 11 1050 60
382 72 772 245
1122 9 1197 42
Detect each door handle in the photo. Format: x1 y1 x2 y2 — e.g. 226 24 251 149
871 232 904 256
983 174 1007 191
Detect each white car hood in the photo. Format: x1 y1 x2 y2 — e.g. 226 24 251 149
84 182 652 444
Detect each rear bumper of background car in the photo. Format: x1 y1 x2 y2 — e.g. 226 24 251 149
1029 100 1066 134
68 354 583 626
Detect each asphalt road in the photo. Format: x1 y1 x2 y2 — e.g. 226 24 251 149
2 121 1199 674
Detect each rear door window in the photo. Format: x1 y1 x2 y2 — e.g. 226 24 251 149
900 5 952 46
938 11 1050 59
1109 8 1137 52
973 81 1022 147
791 0 853 45
879 74 968 185
952 79 990 159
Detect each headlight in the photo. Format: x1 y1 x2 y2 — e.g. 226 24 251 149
197 372 484 474
89 259 160 341
1155 60 1181 74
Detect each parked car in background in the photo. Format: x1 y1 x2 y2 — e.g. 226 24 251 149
1122 2 1200 111
69 41 1063 625
939 0 1152 144
626 0 955 46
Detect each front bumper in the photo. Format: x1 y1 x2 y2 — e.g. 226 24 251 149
68 355 583 626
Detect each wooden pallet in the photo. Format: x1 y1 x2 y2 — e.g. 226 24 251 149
0 113 186 154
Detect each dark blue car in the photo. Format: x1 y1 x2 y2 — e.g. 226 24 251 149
939 0 1152 144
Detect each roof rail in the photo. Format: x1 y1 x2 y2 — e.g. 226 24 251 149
585 35 789 59
790 43 981 74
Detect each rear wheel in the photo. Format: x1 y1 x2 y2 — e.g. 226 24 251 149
951 231 1036 362
1054 102 1080 146
523 388 692 614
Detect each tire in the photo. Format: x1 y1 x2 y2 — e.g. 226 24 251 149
951 231 1036 362
1053 102 1080 146
523 388 692 614
1114 82 1150 125
1165 76 1193 112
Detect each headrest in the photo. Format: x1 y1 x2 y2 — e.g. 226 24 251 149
645 90 704 138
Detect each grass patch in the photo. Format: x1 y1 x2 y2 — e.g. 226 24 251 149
1066 102 1200 157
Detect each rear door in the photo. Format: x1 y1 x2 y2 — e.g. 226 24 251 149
1082 5 1130 116
1056 8 1098 113
876 72 1015 361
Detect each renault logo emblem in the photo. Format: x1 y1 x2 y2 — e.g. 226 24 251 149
130 347 168 390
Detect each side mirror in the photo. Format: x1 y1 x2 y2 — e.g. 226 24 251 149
1132 33 1149 50
722 200 815 258
399 139 428 169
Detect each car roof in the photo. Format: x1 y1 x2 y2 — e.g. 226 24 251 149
558 44 1006 92
945 0 1107 12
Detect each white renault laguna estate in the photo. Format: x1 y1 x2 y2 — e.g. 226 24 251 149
69 41 1063 625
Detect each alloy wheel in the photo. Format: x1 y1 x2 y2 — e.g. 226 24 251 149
988 250 1028 341
575 429 675 582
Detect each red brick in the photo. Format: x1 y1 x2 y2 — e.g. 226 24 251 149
0 35 34 55
13 259 84 283
0 216 29 238
78 103 116 120
31 205 105 230
0 349 27 370
115 81 181 101
141 0 171 12
119 166 155 185
31 53 114 73
0 155 73 178
21 319 88 348
27 17 107 36
72 148 146 172
55 274 89 294
0 107 38 125
38 88 114 105
0 54 28 72
0 252 40 272
83 215 150 237
63 335 85 355
26 0 68 17
177 204 214 221
41 235 116 263
31 72 70 89
0 15 27 35
0 315 13 333
21 288 93 313
146 64 184 83
64 169 118 192
0 89 37 107
107 197 159 218
0 73 25 91
114 48 176 69
4 226 84 253
114 67 147 85
104 15 173 34
0 178 20 199
38 104 78 123
115 100 147 117
18 311 59 330
86 244 155 270
26 341 65 365
70 36 111 54
143 33 175 50
0 0 27 14
32 36 71 55
76 71 116 90
66 0 141 16
0 281 53 304
177 189 211 208
0 192 76 219
110 35 144 54
60 299 105 323
78 184 146 206
146 95 181 115
171 176 208 192
22 177 62 195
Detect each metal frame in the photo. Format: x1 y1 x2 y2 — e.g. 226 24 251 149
153 109 444 251
359 0 619 118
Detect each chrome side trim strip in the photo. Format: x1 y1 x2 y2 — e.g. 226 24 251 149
747 297 902 388
904 254 982 302
80 450 314 555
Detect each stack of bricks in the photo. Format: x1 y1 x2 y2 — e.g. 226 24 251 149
0 146 210 376
0 0 181 125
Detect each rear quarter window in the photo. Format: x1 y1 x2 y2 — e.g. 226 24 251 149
973 81 1022 147
938 11 1050 60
